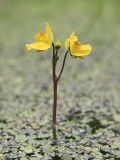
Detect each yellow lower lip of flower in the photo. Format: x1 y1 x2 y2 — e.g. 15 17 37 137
26 42 50 51
70 43 92 58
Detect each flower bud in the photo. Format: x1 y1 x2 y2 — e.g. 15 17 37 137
55 39 61 49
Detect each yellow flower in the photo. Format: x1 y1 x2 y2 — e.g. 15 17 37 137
55 39 61 49
26 23 54 51
65 32 92 58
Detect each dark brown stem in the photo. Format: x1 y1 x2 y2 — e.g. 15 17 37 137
52 43 58 142
52 79 57 141
57 51 68 82
52 43 68 143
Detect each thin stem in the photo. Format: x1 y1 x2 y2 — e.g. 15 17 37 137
52 43 58 142
52 43 55 58
52 44 68 144
52 80 57 141
55 48 59 57
57 51 68 82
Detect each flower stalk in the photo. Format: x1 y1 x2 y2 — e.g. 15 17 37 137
52 43 68 143
52 44 58 142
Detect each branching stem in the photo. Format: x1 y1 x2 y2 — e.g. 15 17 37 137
52 43 68 144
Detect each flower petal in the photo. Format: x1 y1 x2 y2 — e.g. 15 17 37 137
35 32 47 42
26 42 50 51
71 44 92 58
65 32 78 49
46 23 54 45
79 44 92 56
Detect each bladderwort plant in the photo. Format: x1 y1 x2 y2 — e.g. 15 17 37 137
26 23 92 144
